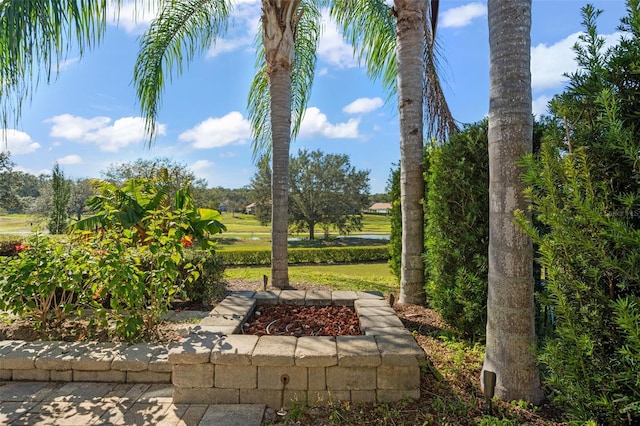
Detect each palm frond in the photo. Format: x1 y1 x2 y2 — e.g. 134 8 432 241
248 42 271 160
0 0 109 134
424 0 458 140
291 1 320 139
330 0 396 100
133 0 232 146
330 0 456 141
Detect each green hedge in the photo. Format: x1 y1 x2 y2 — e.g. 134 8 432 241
218 246 390 266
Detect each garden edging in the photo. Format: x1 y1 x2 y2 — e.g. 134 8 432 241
0 290 425 409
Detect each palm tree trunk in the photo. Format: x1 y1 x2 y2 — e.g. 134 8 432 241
482 0 544 404
395 0 426 305
270 67 291 287
263 0 301 288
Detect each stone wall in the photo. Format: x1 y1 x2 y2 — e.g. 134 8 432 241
0 290 426 409
169 290 425 408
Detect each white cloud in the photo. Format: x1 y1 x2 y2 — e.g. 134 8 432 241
206 2 260 58
190 159 215 174
318 10 357 69
1 129 41 154
532 95 552 117
300 107 360 139
343 97 384 114
179 112 251 149
531 31 621 91
108 0 159 34
57 57 80 71
46 114 165 152
441 3 486 29
207 36 254 58
57 154 82 165
47 114 110 140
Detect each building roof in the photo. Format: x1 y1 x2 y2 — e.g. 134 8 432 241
369 202 392 210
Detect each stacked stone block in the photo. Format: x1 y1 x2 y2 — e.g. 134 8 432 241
0 290 425 409
0 340 172 384
169 290 425 408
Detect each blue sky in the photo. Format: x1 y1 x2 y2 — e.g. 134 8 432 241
2 0 629 194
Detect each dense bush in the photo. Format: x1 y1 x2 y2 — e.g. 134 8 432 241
0 178 225 340
83 208 203 339
218 246 390 266
0 234 93 327
517 4 640 423
178 250 226 304
424 121 489 340
387 165 401 281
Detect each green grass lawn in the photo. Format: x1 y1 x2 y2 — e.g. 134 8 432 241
225 262 398 295
213 213 390 250
1 212 390 240
0 214 48 235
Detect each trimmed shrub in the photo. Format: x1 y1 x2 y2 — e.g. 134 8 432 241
424 121 489 340
387 165 401 281
218 246 390 266
0 238 23 256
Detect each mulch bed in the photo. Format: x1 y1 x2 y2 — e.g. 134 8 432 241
242 304 361 337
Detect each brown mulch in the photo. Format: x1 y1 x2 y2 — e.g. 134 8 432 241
242 304 361 337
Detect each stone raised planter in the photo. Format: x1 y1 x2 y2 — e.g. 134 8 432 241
0 290 425 409
168 290 425 408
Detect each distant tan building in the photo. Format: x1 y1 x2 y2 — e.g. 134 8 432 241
367 202 392 214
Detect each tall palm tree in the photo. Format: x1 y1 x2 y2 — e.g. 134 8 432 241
248 1 320 288
331 0 456 304
135 0 320 288
482 0 544 403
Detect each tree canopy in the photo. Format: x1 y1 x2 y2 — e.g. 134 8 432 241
250 149 371 239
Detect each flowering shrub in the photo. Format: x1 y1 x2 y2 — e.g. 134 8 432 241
0 238 23 256
0 233 94 328
1 179 225 340
82 207 201 339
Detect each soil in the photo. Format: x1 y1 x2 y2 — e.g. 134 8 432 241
0 278 567 424
242 304 361 337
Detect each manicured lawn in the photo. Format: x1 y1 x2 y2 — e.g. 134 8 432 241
225 262 398 295
1 212 391 241
0 214 47 234
213 213 391 250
